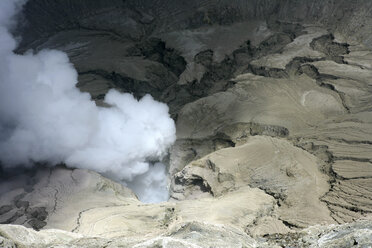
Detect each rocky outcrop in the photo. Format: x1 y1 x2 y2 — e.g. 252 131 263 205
1 219 371 247
173 136 333 229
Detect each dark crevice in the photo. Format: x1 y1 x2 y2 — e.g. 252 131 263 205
301 64 351 112
233 32 297 68
127 38 187 77
256 186 286 208
333 157 372 163
322 197 372 214
244 57 325 79
281 220 301 229
52 189 59 213
190 177 213 195
310 34 349 63
245 64 288 78
174 174 214 196
294 136 372 146
341 176 372 180
327 138 372 146
72 207 94 233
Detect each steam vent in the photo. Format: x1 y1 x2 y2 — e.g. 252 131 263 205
1 0 372 247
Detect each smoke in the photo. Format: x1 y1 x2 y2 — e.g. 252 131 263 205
0 0 176 203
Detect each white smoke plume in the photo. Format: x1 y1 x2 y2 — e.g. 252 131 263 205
0 0 176 203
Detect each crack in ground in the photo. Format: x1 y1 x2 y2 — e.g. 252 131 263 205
71 207 93 233
71 204 130 233
52 189 58 213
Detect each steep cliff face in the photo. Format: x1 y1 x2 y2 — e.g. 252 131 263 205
17 0 372 49
1 0 372 247
14 0 372 114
